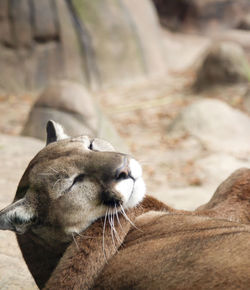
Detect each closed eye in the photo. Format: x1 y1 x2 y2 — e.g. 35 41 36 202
72 174 85 186
89 140 93 150
88 140 99 151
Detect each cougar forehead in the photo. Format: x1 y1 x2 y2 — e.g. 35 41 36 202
16 134 146 239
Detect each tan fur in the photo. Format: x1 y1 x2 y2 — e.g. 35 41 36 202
196 168 250 224
1 122 250 289
92 169 250 290
94 212 250 290
44 196 172 289
45 171 250 289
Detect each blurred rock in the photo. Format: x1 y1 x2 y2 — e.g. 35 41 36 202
193 42 250 91
152 0 197 31
165 98 250 209
122 0 166 77
154 183 214 210
0 0 84 94
72 0 166 87
22 80 128 153
242 86 250 114
22 81 97 138
211 30 250 60
152 0 250 32
0 0 166 94
237 14 250 30
164 151 250 210
0 134 42 290
194 153 250 187
168 98 250 154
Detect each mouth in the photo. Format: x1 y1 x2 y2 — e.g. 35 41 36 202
101 189 123 207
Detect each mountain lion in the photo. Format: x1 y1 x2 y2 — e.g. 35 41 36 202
0 121 249 289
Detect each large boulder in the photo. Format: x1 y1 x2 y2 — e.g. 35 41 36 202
193 42 250 91
22 81 97 139
194 153 250 187
0 134 42 290
0 0 166 94
22 81 128 153
168 98 250 154
152 0 250 32
0 0 85 94
165 98 250 209
237 13 250 30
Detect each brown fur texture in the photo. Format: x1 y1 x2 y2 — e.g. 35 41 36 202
45 170 250 290
196 168 250 224
94 212 250 290
17 232 68 288
44 196 173 289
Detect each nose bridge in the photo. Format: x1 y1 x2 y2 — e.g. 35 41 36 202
88 151 128 180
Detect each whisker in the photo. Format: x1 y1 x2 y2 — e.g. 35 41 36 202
111 212 122 245
49 167 59 173
72 233 79 250
136 203 144 211
75 232 95 239
53 178 62 189
114 205 126 245
102 209 108 262
108 208 117 252
115 204 126 235
38 172 53 176
120 205 142 232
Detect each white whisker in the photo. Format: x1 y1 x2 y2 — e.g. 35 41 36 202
53 178 62 189
102 210 108 262
75 232 95 239
120 205 142 232
72 233 79 250
38 172 53 176
111 212 122 245
115 204 126 235
49 167 59 173
108 208 117 252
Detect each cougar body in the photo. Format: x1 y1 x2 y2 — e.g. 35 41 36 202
0 121 249 289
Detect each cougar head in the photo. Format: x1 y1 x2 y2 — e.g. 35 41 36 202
0 121 146 245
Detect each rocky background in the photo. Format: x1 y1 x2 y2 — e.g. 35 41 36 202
0 0 250 288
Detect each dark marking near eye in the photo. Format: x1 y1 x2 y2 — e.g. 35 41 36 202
89 141 93 150
72 174 85 186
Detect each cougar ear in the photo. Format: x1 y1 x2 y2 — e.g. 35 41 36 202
46 120 69 145
0 198 37 234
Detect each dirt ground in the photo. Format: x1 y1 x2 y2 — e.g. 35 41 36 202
0 29 249 209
